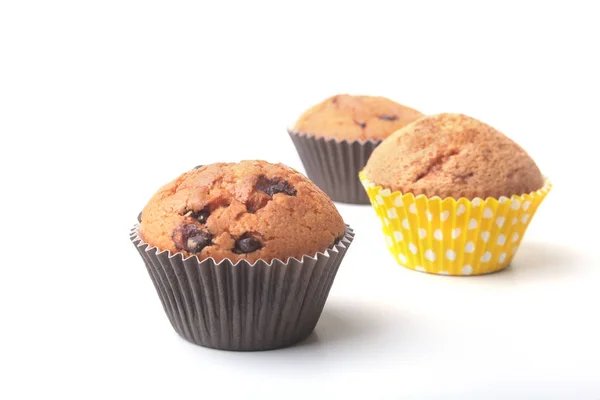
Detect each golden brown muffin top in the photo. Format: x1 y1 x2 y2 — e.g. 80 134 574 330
139 161 346 264
363 113 544 199
293 94 423 141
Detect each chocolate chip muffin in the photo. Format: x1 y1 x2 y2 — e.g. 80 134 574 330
139 160 346 263
294 94 424 141
131 160 355 350
289 94 423 204
363 113 544 199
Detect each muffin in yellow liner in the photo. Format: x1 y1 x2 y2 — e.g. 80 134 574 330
360 172 551 275
359 113 551 276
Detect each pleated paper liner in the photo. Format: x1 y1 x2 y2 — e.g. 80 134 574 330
288 129 381 204
130 225 355 351
360 172 552 276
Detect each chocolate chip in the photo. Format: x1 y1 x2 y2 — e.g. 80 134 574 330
378 114 397 121
172 224 213 253
255 175 297 197
137 211 142 223
353 120 367 129
194 209 210 224
193 165 204 170
183 208 210 224
233 234 263 254
186 234 212 253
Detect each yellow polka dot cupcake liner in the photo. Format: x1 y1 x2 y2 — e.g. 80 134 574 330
359 172 552 276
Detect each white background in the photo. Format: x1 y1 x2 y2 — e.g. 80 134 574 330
1 1 599 399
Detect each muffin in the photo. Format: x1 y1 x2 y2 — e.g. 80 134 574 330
360 113 551 276
289 94 423 204
131 160 354 350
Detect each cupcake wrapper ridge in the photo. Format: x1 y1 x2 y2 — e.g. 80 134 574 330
360 173 551 276
288 129 381 204
130 225 355 351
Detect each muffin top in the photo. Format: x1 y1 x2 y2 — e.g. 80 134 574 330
363 113 544 199
293 94 423 141
139 160 346 263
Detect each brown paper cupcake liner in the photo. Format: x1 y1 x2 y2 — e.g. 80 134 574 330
288 129 381 204
130 225 355 351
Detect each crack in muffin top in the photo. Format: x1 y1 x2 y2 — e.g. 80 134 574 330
139 160 346 263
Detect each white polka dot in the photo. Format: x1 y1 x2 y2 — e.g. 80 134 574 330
462 265 473 275
483 208 493 219
481 251 492 262
387 208 398 219
376 195 384 205
402 218 410 229
468 219 478 230
409 203 417 214
451 228 462 239
446 249 456 261
384 218 390 226
415 266 426 272
438 271 450 275
398 253 407 264
512 217 518 226
511 246 519 255
419 228 427 239
364 181 375 188
465 242 475 253
498 252 507 263
472 198 481 207
394 196 404 207
425 249 436 262
496 217 505 228
394 231 403 241
457 204 466 215
386 236 393 247
521 214 530 224
440 211 450 222
499 196 508 204
426 211 433 221
511 199 521 210
409 243 418 254
380 189 391 197
522 201 531 211
497 234 506 245
481 231 490 242
512 232 520 242
433 229 443 240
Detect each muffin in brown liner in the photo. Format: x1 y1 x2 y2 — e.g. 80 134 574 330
288 94 423 204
